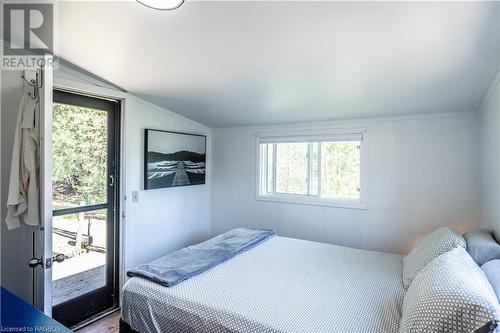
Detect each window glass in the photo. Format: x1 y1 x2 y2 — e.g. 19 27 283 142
320 141 360 199
259 135 364 206
275 143 308 195
311 142 320 196
266 144 274 193
52 103 108 210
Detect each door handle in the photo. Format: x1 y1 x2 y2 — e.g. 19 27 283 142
28 257 43 268
28 254 65 269
53 254 65 264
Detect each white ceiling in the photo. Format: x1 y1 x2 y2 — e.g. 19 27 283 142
57 1 500 128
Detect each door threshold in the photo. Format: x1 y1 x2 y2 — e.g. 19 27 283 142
71 307 120 331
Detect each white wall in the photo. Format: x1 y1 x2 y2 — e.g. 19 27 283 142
211 113 480 254
53 66 212 275
1 69 35 303
121 97 211 270
480 72 500 240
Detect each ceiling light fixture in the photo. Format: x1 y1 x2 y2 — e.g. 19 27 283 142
137 0 184 11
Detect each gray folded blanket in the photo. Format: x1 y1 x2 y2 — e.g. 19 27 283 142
127 227 276 287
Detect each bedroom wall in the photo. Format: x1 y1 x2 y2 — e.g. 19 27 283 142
54 64 212 273
479 72 500 240
0 69 35 303
211 113 480 254
121 97 211 269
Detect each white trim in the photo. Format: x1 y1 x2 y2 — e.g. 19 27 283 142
256 193 367 210
40 54 54 315
118 98 127 303
256 127 367 142
214 111 476 133
54 77 127 100
255 128 368 210
260 133 363 143
359 130 369 209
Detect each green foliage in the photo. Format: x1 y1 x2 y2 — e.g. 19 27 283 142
276 143 308 194
272 141 360 199
52 103 107 205
321 141 360 199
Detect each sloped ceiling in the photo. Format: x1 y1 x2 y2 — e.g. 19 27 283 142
57 1 500 128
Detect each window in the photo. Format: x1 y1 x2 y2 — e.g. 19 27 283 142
257 131 367 209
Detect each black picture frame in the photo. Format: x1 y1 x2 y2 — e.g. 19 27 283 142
144 129 207 190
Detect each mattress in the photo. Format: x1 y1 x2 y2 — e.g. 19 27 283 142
121 236 405 333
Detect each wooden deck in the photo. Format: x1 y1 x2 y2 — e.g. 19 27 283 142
53 265 106 306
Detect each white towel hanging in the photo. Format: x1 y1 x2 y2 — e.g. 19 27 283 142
5 93 41 230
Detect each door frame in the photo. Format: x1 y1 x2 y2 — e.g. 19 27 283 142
38 69 128 318
37 54 54 315
50 90 121 327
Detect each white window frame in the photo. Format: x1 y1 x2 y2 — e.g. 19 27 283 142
255 129 368 209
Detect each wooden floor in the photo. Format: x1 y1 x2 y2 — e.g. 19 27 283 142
77 311 120 333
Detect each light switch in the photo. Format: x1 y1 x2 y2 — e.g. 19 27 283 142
132 191 139 203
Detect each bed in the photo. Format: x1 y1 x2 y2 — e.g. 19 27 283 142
121 236 405 333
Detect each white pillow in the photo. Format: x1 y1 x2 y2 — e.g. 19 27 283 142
402 226 465 289
401 247 500 333
482 259 500 301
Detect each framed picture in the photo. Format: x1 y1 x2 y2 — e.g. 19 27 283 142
144 129 207 190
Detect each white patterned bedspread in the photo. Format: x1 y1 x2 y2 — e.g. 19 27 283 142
121 236 405 333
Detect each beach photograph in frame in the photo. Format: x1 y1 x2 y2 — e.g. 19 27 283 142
144 129 206 189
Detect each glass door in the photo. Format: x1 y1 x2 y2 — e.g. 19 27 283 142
50 90 120 327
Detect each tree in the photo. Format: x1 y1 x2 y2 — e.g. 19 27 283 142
52 103 107 206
